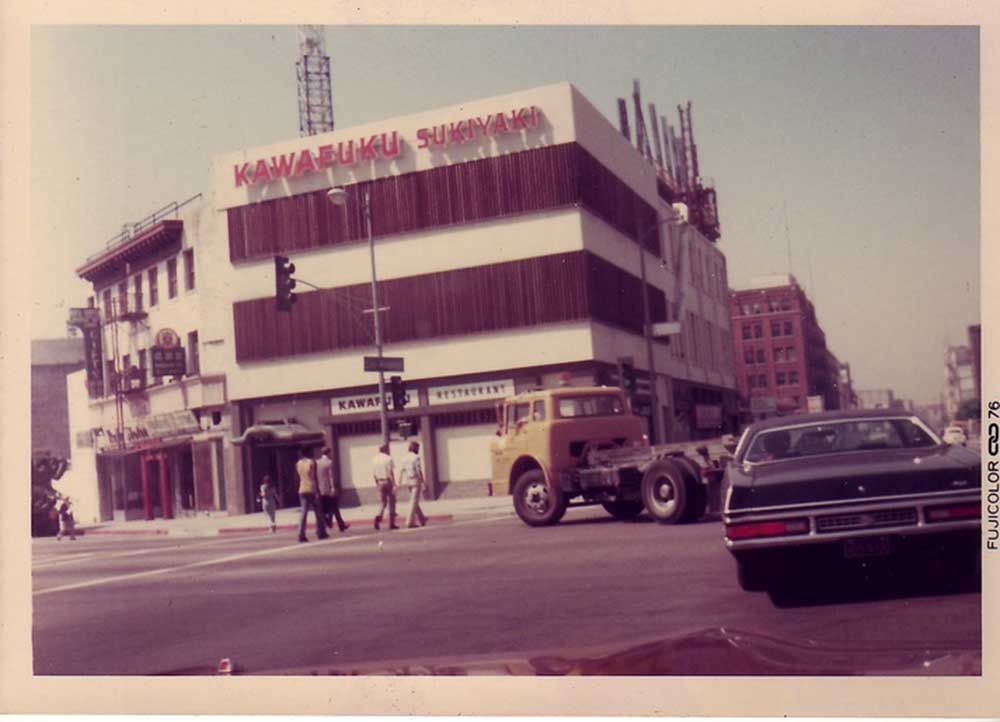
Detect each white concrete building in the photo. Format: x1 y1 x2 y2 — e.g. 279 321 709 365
70 82 738 519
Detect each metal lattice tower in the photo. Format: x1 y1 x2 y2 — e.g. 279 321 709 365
296 26 334 136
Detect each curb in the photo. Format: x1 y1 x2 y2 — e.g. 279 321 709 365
217 514 455 534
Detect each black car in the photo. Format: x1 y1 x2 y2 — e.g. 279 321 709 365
723 409 981 594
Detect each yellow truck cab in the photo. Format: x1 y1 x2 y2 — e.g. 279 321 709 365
490 386 646 525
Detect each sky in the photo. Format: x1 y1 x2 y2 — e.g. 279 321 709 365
29 25 980 405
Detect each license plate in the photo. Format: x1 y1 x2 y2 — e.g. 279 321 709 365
843 536 891 559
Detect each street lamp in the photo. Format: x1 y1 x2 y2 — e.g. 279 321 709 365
327 186 389 446
636 209 686 444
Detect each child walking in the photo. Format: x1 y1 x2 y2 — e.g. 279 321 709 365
259 475 280 533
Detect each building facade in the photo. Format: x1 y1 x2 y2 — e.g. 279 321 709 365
855 388 898 410
31 338 85 459
729 274 841 418
943 345 977 422
70 82 739 518
72 196 232 521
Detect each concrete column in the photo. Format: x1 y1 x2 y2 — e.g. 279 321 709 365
140 455 153 520
419 413 438 500
158 451 174 519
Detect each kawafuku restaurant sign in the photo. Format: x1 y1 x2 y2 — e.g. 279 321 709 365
330 390 411 416
233 106 543 188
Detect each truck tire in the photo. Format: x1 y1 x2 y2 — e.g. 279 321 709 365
640 459 688 524
673 457 708 522
512 469 567 527
602 499 645 521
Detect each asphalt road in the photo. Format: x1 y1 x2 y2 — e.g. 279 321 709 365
32 507 981 675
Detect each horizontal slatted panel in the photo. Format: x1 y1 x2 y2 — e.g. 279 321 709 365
233 250 661 363
227 143 656 262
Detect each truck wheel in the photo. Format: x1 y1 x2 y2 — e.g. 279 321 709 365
512 469 567 527
602 500 645 521
673 457 708 522
640 460 687 524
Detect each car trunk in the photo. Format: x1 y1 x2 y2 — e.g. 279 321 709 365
747 446 980 508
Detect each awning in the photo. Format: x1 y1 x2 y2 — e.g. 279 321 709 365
231 421 325 447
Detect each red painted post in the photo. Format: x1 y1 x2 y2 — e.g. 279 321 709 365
141 455 153 520
158 452 174 519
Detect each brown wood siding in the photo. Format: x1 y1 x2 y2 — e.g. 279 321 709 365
227 143 659 262
234 251 666 363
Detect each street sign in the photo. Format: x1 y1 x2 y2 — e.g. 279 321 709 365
650 321 681 338
152 346 186 377
364 356 404 373
155 328 181 348
68 307 101 329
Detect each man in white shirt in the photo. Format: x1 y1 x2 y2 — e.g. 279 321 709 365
371 443 398 531
400 441 428 528
316 447 349 532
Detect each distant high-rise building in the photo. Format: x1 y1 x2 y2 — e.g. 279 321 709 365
968 324 981 401
856 388 896 410
944 345 976 421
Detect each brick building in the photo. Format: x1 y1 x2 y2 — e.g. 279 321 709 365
730 274 842 418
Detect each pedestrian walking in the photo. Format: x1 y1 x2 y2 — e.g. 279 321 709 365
317 447 350 533
55 496 76 541
371 443 398 531
400 441 428 528
259 475 280 533
296 446 329 543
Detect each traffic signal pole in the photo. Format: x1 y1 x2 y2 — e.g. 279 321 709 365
363 189 390 447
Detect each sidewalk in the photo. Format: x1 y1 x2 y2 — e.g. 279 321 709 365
76 494 515 538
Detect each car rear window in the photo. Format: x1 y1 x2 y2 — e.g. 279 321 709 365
557 395 625 418
744 418 937 462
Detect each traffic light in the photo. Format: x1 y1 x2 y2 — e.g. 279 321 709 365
274 255 297 312
618 357 636 395
390 375 406 411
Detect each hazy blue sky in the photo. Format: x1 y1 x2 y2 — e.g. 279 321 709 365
31 25 979 404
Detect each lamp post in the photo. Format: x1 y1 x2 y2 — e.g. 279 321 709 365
328 186 389 446
636 211 685 445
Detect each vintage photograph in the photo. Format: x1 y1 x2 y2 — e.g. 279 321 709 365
10 12 992 715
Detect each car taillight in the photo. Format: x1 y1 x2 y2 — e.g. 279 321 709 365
925 503 981 523
726 518 809 540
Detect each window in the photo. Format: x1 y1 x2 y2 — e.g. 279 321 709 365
747 375 756 389
757 374 767 388
774 347 785 362
787 347 797 361
167 258 178 299
183 249 195 291
187 331 200 376
753 324 763 339
776 371 786 385
148 267 159 306
118 281 128 314
557 395 625 418
771 320 781 336
789 371 799 385
744 349 754 365
513 403 531 424
532 400 546 421
741 304 750 316
742 324 752 340
780 296 791 311
755 348 766 364
784 320 793 336
133 274 143 312
751 303 761 314
102 289 112 321
138 349 147 386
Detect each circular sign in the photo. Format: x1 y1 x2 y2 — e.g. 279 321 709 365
155 328 180 348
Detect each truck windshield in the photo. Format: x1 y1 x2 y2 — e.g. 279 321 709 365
557 395 625 418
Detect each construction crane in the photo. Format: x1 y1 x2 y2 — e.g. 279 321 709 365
296 26 334 136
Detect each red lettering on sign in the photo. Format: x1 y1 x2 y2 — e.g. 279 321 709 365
416 128 430 149
317 144 335 168
530 106 540 127
473 116 491 137
251 159 272 184
337 140 355 165
294 149 317 176
358 135 379 161
448 120 469 144
269 153 296 178
510 108 529 131
493 112 509 134
381 131 401 158
233 163 251 187
431 125 446 146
